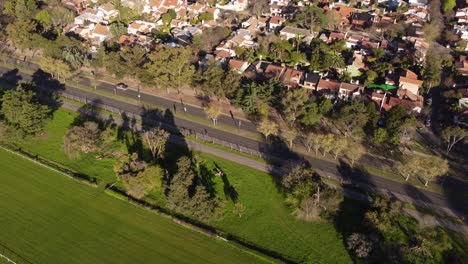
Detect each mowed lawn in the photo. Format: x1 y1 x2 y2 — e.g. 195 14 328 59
198 153 352 264
14 109 351 263
0 148 266 264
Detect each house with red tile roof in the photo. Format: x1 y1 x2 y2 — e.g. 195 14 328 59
317 79 341 98
398 69 423 96
269 16 285 30
91 24 110 43
229 59 250 73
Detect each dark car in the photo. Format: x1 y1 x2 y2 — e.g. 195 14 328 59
115 83 128 90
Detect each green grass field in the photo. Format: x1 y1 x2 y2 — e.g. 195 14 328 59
0 148 267 264
13 109 351 263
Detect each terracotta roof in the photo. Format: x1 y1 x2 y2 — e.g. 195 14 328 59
269 16 284 25
265 64 285 79
283 68 303 81
403 69 418 79
399 76 423 86
397 89 419 101
371 92 384 99
317 79 341 90
229 59 247 70
336 6 355 18
129 22 142 30
328 32 345 42
118 34 136 44
340 82 361 92
383 97 423 112
215 50 232 59
93 24 109 36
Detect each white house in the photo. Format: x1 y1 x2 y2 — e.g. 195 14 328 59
216 0 249 11
97 3 119 20
74 9 105 24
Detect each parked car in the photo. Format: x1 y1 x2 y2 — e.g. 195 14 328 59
115 83 128 90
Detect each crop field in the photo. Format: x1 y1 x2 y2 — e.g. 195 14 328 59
0 148 266 264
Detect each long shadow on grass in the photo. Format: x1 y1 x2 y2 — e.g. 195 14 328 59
0 68 22 87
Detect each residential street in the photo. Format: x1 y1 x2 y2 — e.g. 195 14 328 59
1 65 467 220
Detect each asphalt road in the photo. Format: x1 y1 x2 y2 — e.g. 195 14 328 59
1 66 467 218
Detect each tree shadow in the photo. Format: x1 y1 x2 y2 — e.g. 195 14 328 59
71 99 103 127
198 163 217 198
0 68 22 86
213 161 238 202
195 93 211 108
31 69 64 113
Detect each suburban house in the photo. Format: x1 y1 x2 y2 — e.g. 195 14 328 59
382 96 424 113
351 12 374 28
338 83 363 100
302 72 321 90
128 21 157 35
216 0 249 11
316 79 341 98
279 26 313 40
97 3 119 20
91 24 110 43
281 68 304 88
229 59 250 73
269 16 285 30
398 70 423 96
264 64 286 79
74 9 105 24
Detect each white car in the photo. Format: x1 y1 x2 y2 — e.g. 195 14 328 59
115 83 128 90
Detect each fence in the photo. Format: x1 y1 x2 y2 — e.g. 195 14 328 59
60 93 273 162
0 242 33 264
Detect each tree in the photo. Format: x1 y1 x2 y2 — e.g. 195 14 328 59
63 122 102 159
35 10 52 30
49 6 74 27
192 27 231 52
304 132 322 155
143 127 170 161
39 56 73 81
109 22 128 39
318 97 333 115
204 104 222 126
385 105 416 143
344 141 365 166
326 52 345 70
6 19 37 49
193 63 241 99
335 100 369 137
442 0 456 13
373 128 388 145
281 128 298 148
114 152 147 176
364 70 378 87
330 136 347 159
122 165 163 199
282 88 308 124
321 134 334 156
442 126 467 154
420 156 448 186
0 83 50 136
257 118 278 139
299 102 322 129
395 156 422 181
145 46 195 92
347 233 373 258
167 156 196 212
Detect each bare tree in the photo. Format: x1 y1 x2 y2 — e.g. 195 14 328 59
344 141 365 166
144 127 170 161
442 126 467 154
257 118 279 139
204 104 222 126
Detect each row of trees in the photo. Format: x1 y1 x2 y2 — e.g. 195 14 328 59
62 113 224 221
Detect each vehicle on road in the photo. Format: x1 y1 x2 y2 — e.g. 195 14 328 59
115 83 128 90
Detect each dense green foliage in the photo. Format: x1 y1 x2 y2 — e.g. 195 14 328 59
0 83 50 136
